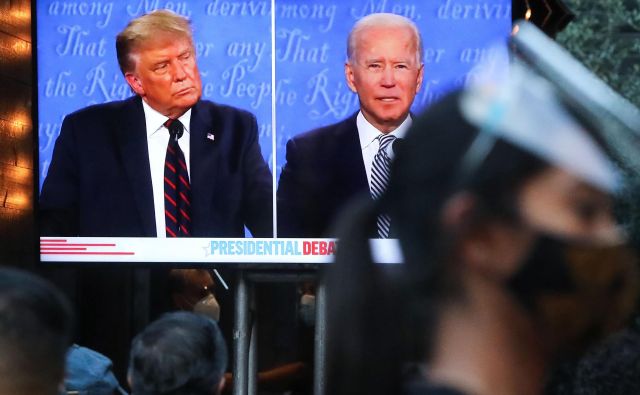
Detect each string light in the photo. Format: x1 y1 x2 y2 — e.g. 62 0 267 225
11 40 30 56
0 4 33 218
525 0 532 20
10 9 30 22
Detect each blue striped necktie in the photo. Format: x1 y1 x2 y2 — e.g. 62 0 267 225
370 134 396 238
164 119 191 237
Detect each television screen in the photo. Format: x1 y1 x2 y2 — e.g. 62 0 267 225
36 0 511 263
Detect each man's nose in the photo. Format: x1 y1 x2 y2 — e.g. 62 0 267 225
171 60 187 81
380 66 396 87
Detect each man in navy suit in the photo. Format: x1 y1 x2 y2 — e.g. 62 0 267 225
40 10 272 238
277 13 424 238
38 9 272 372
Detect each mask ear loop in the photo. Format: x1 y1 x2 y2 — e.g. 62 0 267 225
452 100 507 190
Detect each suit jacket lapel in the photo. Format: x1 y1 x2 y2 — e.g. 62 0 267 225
335 113 370 199
189 101 221 235
115 96 156 236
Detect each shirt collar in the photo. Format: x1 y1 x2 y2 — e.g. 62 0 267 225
357 111 412 150
142 100 192 138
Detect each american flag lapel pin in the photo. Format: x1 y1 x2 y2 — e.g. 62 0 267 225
206 132 215 142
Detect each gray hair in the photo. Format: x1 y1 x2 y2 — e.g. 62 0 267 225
347 13 423 64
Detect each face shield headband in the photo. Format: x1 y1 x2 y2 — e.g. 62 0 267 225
453 57 639 359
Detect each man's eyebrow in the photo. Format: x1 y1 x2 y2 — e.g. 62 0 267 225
151 59 168 67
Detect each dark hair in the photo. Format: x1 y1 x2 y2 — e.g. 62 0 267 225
0 267 74 395
326 91 547 395
128 311 228 395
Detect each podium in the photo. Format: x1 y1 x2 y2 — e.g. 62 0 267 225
41 237 402 395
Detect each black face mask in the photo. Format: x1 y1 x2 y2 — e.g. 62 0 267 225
508 232 639 359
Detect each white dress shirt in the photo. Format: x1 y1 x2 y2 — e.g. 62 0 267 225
357 111 412 190
143 100 192 238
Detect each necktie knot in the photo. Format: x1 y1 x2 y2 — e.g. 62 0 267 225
165 119 184 140
378 134 396 154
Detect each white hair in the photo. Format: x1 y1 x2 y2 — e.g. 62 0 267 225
347 13 423 64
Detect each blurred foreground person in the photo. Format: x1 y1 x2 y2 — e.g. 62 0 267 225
327 24 640 395
65 344 128 395
0 268 74 395
128 312 227 395
547 328 640 395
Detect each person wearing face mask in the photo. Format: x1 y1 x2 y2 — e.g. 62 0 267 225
168 269 310 394
326 22 640 395
169 269 221 322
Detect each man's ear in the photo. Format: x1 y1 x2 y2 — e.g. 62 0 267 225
344 62 357 93
125 72 145 96
415 63 424 93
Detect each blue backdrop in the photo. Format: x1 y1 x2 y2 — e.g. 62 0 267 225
37 0 511 188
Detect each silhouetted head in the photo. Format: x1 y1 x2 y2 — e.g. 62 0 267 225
0 267 74 395
128 311 227 395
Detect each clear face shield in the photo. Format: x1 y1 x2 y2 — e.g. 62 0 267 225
453 21 640 358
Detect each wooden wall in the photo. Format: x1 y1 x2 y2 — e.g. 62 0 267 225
0 2 136 380
0 0 36 268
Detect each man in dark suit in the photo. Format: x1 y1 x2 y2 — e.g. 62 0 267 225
277 13 424 238
38 9 272 375
40 10 272 238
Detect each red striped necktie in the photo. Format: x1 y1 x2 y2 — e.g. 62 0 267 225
164 119 191 237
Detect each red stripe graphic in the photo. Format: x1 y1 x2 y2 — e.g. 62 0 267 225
41 252 135 255
40 243 116 247
39 240 135 256
41 247 88 251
